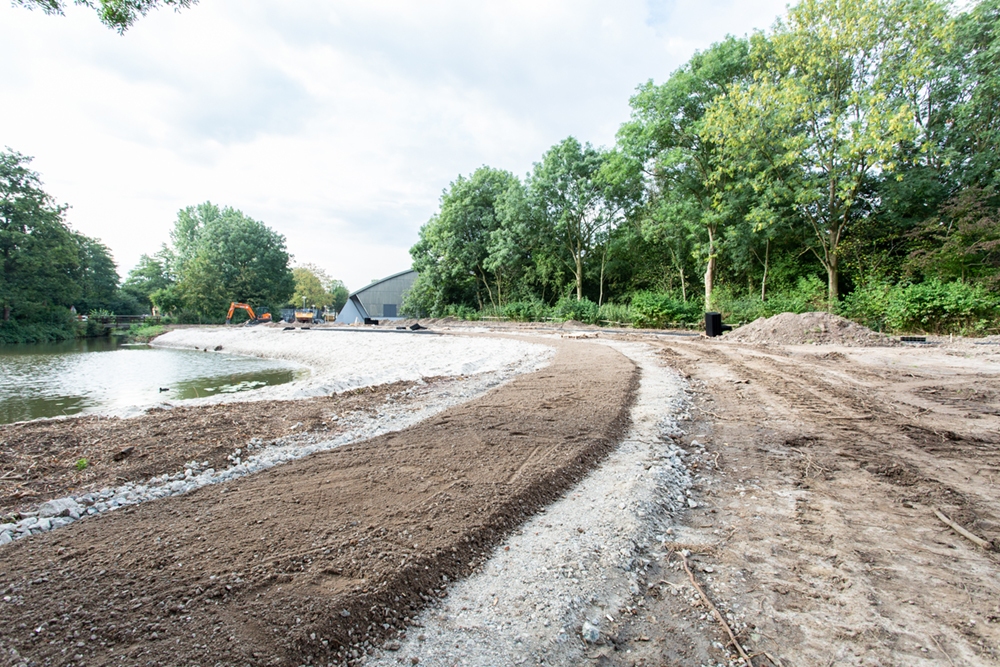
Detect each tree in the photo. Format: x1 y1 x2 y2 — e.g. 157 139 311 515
13 0 198 32
527 137 609 301
122 246 174 313
0 149 81 321
291 264 347 311
72 233 120 313
409 167 522 313
705 0 949 308
616 37 753 309
165 202 294 317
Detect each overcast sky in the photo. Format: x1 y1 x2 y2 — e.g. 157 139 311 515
1 0 789 292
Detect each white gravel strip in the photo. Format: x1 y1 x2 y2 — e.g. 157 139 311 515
149 327 551 405
362 339 694 667
0 330 554 545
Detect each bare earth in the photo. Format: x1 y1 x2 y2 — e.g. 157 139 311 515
2 322 1000 667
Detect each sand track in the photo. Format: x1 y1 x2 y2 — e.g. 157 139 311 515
0 337 636 667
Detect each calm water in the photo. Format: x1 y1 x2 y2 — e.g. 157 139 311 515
0 337 308 424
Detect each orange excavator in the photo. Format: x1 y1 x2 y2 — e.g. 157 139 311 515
225 302 273 325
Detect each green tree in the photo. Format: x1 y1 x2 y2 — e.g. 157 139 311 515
291 264 346 311
527 137 609 301
616 36 753 310
72 233 120 313
409 167 522 313
705 0 949 308
0 149 81 322
13 0 198 32
165 203 294 317
122 246 174 313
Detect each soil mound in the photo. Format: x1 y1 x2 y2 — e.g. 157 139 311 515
723 311 893 346
558 319 600 330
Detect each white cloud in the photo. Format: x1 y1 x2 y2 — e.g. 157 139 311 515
0 0 788 293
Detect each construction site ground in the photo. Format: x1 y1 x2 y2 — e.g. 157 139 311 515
1 321 999 666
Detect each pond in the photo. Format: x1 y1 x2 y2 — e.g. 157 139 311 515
0 337 309 424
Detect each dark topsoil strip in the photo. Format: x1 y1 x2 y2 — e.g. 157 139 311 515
0 339 637 667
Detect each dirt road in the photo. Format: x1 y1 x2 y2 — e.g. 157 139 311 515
3 325 1000 667
611 337 1000 666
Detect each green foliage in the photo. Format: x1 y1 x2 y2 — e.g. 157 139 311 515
13 0 199 33
840 280 999 334
552 296 599 324
126 323 167 342
0 319 77 344
75 458 88 471
500 300 551 322
715 276 827 324
630 291 703 328
158 202 294 319
291 264 347 312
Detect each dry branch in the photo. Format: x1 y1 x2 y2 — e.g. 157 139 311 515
934 509 991 550
679 553 754 667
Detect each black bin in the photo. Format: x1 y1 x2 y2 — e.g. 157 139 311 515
705 312 732 337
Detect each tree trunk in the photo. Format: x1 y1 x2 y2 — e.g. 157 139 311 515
2 305 8 321
704 226 717 311
761 239 769 302
680 268 687 303
827 252 839 311
598 244 608 307
575 254 583 301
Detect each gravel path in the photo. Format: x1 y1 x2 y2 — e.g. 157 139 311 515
363 339 693 667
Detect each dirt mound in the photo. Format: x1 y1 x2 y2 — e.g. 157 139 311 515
723 311 893 346
558 319 600 330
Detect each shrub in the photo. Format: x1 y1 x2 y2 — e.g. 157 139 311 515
715 276 827 324
501 300 552 322
552 296 599 324
630 291 702 328
127 324 168 342
842 280 999 334
597 302 634 327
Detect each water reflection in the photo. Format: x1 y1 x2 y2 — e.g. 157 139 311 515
0 338 307 424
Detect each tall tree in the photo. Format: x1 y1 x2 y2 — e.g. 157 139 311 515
705 0 949 308
527 137 609 301
0 149 80 321
165 203 294 317
615 36 753 310
409 167 521 312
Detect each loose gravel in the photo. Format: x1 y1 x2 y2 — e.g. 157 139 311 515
362 339 694 667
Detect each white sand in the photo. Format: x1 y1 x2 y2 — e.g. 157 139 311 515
151 327 553 406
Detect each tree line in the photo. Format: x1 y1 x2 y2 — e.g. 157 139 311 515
0 149 348 342
407 0 1000 334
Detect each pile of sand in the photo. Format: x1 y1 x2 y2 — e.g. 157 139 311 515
723 311 893 346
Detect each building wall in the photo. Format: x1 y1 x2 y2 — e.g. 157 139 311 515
355 270 417 319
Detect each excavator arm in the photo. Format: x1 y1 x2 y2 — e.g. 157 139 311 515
226 302 256 324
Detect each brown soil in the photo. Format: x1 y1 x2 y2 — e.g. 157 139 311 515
604 338 1000 666
0 380 447 518
722 311 895 346
0 338 636 666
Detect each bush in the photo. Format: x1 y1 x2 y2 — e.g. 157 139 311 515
715 276 827 324
552 296 599 324
630 292 702 328
842 280 999 334
0 320 78 344
500 300 552 322
127 324 168 342
597 302 634 327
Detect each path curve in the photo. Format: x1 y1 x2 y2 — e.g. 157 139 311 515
0 337 636 667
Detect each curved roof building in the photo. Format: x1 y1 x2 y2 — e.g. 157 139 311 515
334 269 417 323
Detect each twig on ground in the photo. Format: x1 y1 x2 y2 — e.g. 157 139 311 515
679 553 754 667
929 634 956 667
934 508 992 550
713 452 721 470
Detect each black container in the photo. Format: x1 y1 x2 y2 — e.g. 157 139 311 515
705 312 732 337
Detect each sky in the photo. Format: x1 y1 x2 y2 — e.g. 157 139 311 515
1 0 790 293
